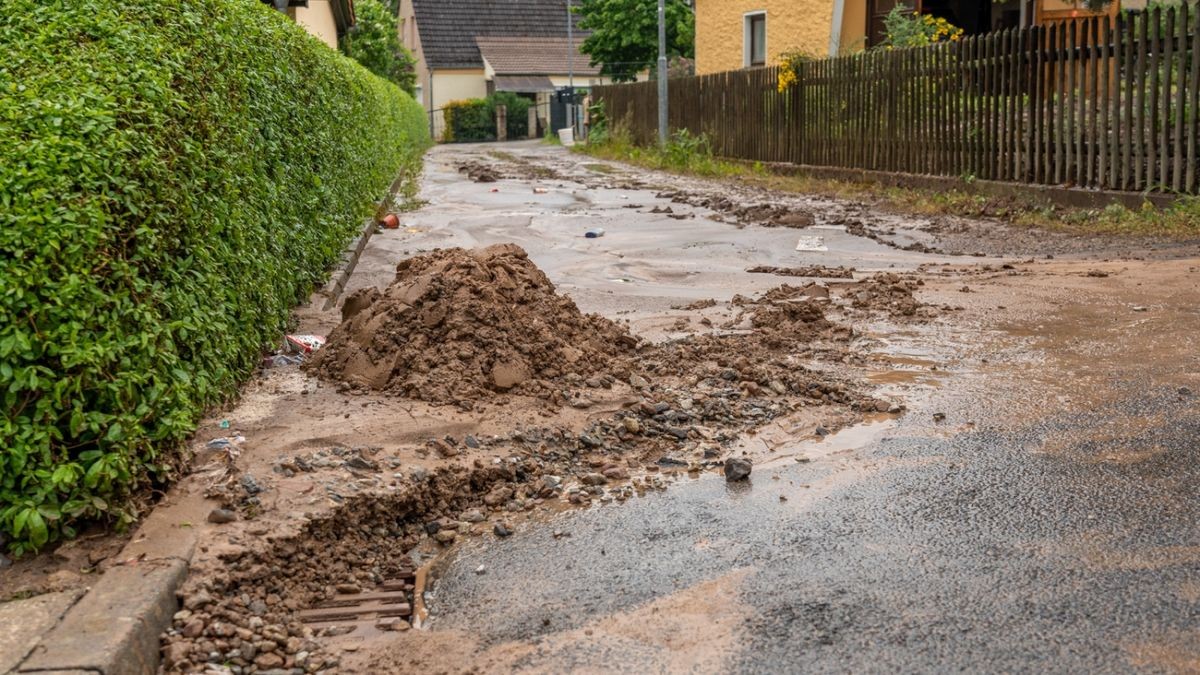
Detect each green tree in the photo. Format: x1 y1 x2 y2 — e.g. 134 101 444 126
340 0 417 94
575 0 695 83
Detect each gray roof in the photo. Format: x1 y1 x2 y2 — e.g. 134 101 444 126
412 0 587 70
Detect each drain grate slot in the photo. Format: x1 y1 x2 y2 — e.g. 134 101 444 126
299 570 417 627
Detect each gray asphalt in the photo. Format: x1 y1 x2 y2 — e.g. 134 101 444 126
426 381 1199 673
395 142 1200 673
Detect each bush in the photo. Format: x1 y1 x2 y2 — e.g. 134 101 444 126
0 0 430 554
443 99 496 142
340 0 417 95
880 6 963 49
490 91 531 140
442 93 534 142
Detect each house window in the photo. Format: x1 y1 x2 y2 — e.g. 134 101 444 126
745 12 766 67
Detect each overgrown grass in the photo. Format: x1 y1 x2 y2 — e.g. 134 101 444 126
579 128 1200 238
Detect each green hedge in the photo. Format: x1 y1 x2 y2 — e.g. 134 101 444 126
442 93 533 143
443 99 496 142
0 0 430 554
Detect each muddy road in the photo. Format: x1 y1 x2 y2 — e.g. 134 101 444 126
20 141 1193 674
358 144 1200 674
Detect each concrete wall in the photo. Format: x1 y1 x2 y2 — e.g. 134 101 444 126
290 0 339 49
695 0 835 74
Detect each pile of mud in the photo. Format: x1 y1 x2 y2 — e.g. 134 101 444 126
655 191 815 228
843 273 930 318
456 160 501 183
307 244 637 404
747 265 855 279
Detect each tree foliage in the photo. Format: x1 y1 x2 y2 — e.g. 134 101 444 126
575 0 695 83
0 0 429 555
340 0 417 95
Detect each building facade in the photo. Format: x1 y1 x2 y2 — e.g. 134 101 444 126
695 0 1123 75
694 0 837 74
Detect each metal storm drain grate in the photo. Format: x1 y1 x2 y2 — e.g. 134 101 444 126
298 569 415 628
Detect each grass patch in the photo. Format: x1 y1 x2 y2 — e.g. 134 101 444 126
578 130 1200 238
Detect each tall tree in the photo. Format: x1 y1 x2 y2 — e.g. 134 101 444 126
575 0 695 83
339 0 417 95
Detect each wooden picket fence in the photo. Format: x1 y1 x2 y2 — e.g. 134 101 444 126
593 4 1200 194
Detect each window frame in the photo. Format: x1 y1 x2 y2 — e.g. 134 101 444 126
744 11 767 68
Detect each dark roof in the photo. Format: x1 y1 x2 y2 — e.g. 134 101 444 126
412 0 587 70
476 37 601 76
493 75 556 92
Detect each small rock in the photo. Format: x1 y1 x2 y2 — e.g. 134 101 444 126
240 474 265 495
464 435 481 449
622 417 642 434
344 454 378 471
933 412 947 422
874 400 890 413
579 434 604 448
462 509 486 523
814 426 829 437
475 564 487 575
254 653 285 670
207 508 237 524
434 530 457 545
334 583 361 594
184 591 214 610
182 618 205 638
581 472 608 486
163 642 191 668
724 457 753 481
376 618 407 632
769 380 787 395
602 467 629 480
493 523 512 537
629 374 649 389
430 439 457 457
1132 305 1148 312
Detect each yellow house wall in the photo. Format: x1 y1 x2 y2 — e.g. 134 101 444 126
290 0 339 49
839 0 868 54
430 70 488 110
695 0 835 75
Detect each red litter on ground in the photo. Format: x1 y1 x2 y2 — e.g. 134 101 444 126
286 334 326 354
381 213 400 229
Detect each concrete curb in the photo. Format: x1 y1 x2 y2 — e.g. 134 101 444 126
750 161 1178 210
319 170 414 312
17 557 189 675
319 216 377 312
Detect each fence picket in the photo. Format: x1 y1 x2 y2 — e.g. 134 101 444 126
1174 4 1188 191
589 9 1200 197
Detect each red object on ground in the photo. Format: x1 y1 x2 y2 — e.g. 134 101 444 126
381 213 400 229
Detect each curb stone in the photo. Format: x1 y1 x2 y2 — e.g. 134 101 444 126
17 557 190 675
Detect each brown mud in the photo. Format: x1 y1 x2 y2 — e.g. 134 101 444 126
307 244 637 405
154 244 908 673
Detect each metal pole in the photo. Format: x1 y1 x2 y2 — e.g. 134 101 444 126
567 0 575 134
657 0 668 145
428 66 435 138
